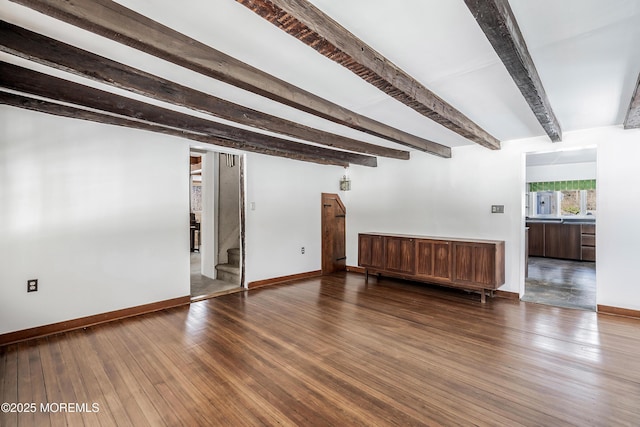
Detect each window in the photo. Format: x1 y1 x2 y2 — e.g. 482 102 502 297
529 180 596 217
560 190 596 216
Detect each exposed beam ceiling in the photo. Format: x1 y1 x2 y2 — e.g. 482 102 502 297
0 21 409 161
0 91 351 167
624 72 640 129
236 0 501 150
9 0 451 158
0 63 377 167
464 0 562 142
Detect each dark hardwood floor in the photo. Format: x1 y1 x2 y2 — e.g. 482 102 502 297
2 273 639 426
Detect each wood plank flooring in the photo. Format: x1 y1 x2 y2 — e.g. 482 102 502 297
2 273 639 426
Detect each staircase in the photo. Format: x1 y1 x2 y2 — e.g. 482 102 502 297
215 248 240 285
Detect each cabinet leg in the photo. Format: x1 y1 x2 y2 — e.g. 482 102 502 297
365 269 369 283
480 289 486 304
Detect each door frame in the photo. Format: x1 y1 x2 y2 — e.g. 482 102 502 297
192 149 246 288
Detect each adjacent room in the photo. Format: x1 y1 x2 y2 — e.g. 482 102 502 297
523 148 597 311
1 0 640 425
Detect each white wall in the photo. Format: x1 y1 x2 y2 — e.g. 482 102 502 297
595 128 640 310
244 153 342 283
3 103 639 337
0 107 190 334
345 146 524 294
345 125 640 310
526 162 596 182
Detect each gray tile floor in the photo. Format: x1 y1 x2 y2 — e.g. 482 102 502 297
522 257 596 311
191 252 242 300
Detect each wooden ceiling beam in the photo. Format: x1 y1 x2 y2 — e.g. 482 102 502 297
464 0 562 142
0 92 350 167
0 64 376 167
0 21 408 161
236 0 500 150
9 0 450 158
623 72 640 129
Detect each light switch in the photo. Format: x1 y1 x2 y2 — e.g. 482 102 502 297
491 205 505 213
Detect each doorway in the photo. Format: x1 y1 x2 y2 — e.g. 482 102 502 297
522 148 597 310
190 150 244 300
321 193 346 274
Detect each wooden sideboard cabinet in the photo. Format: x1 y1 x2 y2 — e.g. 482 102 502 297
358 233 505 303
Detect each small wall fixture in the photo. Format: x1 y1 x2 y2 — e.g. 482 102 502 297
339 168 351 191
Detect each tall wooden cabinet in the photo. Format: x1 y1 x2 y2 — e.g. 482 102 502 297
358 233 505 303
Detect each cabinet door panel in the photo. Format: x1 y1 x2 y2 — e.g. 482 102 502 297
453 243 474 283
474 245 495 286
371 237 384 268
358 234 372 267
416 240 452 280
581 246 596 262
527 222 545 257
453 243 496 286
433 242 452 280
545 223 581 260
358 235 384 268
385 237 415 274
581 234 595 247
415 241 434 276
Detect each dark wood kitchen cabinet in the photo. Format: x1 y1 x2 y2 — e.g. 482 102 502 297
527 222 545 257
544 223 582 260
526 222 595 261
358 233 505 303
581 224 596 261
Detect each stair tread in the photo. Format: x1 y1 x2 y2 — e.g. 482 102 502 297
216 263 240 274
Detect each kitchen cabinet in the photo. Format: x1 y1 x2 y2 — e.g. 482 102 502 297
545 223 581 260
358 233 505 303
527 222 545 257
581 224 596 261
526 221 596 261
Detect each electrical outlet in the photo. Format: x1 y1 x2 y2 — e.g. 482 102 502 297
27 279 38 292
301 247 305 254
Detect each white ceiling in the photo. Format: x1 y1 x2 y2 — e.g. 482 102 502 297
2 0 640 153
